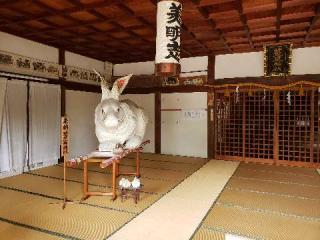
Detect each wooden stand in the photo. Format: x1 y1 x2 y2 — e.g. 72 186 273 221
121 188 140 204
81 149 142 202
81 158 119 201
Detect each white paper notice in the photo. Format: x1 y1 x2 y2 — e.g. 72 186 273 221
181 109 206 120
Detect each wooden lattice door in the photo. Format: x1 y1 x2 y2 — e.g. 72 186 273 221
278 89 320 166
214 87 320 167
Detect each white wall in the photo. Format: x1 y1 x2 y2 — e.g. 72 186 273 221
113 56 208 76
215 52 264 79
215 47 320 79
65 51 105 72
291 47 320 75
161 92 207 158
0 31 58 63
114 61 155 76
120 94 155 153
180 56 208 77
66 90 101 158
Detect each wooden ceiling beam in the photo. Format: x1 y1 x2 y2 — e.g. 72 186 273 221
190 0 232 53
0 0 30 9
0 0 115 27
235 0 254 49
276 0 282 43
304 3 320 46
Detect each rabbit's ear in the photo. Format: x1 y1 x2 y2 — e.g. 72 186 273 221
94 69 111 100
111 74 132 99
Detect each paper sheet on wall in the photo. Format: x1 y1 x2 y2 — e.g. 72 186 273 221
181 109 206 120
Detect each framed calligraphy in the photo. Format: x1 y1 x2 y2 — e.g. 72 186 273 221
264 43 292 77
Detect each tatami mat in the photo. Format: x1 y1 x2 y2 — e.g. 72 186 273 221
0 153 206 240
108 160 239 240
192 162 320 240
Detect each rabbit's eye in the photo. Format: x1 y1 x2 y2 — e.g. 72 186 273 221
117 108 120 112
101 109 105 115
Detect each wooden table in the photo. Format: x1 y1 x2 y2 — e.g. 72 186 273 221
81 149 142 201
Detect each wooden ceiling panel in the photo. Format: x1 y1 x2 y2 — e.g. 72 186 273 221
0 8 25 21
80 0 105 4
251 26 277 34
10 1 47 15
117 18 143 28
209 10 239 20
132 27 154 36
91 22 115 31
247 16 276 29
45 15 77 26
124 0 156 16
70 26 93 34
226 37 249 44
0 0 319 63
280 31 306 38
38 0 76 10
242 0 277 14
193 31 220 41
69 11 98 22
216 20 243 30
199 0 235 7
224 29 247 37
110 31 132 39
282 0 320 8
252 34 276 42
23 20 49 29
280 22 310 31
50 30 76 38
95 5 127 18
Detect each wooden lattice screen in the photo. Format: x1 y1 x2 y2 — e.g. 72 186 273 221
278 89 320 165
215 87 320 167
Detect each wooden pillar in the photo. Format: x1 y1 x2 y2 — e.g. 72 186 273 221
59 48 66 116
242 93 246 161
310 90 315 163
59 48 66 163
207 90 215 159
207 54 215 159
273 90 279 165
207 55 215 85
155 91 161 154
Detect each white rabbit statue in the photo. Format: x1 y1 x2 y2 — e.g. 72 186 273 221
94 72 148 153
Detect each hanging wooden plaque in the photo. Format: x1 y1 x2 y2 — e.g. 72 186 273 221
264 43 292 77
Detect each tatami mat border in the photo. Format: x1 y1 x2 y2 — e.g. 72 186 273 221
56 164 176 182
215 202 320 222
202 225 264 240
0 216 81 240
242 168 319 179
0 185 137 215
233 176 320 188
226 186 320 201
125 156 207 165
25 172 161 196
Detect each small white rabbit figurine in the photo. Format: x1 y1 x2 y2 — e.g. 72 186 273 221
131 177 141 189
94 72 148 153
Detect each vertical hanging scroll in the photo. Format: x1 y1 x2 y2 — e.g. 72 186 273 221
155 0 182 76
